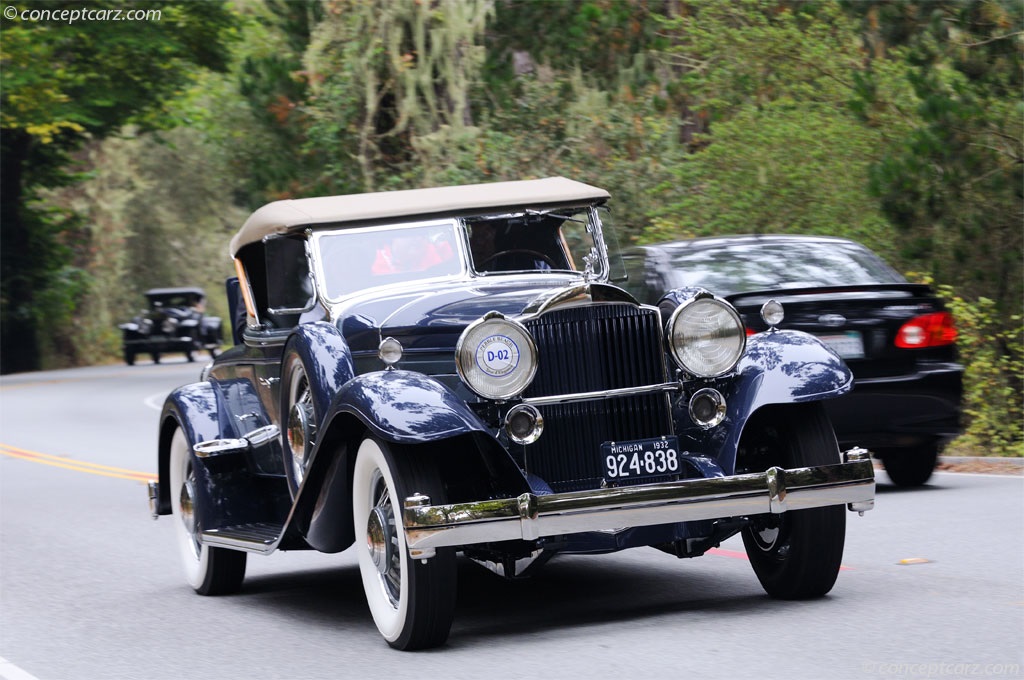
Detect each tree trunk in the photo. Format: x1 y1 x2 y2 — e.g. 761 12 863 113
1 128 40 374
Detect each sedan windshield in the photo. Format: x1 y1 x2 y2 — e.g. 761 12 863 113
666 240 905 294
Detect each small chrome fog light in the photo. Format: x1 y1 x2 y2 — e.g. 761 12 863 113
688 388 726 429
378 337 403 368
505 403 544 445
760 299 785 327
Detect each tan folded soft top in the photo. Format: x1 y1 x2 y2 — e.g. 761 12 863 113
229 177 610 256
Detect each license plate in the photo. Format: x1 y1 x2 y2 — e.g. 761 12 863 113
601 436 681 483
818 331 865 359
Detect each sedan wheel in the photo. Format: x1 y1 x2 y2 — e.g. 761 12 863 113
352 436 456 650
880 444 938 487
169 428 246 595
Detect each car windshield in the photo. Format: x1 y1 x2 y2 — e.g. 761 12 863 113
149 294 200 308
314 221 463 300
665 240 905 294
466 207 603 278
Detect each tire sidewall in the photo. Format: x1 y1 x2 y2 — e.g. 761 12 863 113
168 427 211 590
352 437 411 644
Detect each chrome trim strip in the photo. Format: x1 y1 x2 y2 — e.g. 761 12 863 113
193 438 249 458
403 456 875 551
191 425 281 458
245 424 281 447
521 381 681 407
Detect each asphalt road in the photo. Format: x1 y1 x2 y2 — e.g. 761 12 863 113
1 360 1022 680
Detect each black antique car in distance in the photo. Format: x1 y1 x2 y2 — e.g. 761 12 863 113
119 287 222 365
620 236 963 486
149 178 875 650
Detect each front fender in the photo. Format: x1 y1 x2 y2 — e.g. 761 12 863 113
679 330 852 474
326 370 491 444
296 371 500 553
736 330 853 408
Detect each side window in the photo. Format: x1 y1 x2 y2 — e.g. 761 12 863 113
265 236 313 314
235 242 268 329
619 253 649 302
596 206 628 284
558 213 592 272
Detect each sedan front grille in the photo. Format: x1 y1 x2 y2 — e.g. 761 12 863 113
522 304 674 492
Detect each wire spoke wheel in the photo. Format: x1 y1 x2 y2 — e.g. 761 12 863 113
281 349 318 495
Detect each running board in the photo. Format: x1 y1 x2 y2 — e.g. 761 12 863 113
202 523 283 554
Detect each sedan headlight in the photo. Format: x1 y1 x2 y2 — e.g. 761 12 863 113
667 295 746 377
456 313 538 400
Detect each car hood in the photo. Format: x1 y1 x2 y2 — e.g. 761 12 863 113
331 275 634 353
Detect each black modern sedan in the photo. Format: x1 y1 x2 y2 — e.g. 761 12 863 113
621 234 963 486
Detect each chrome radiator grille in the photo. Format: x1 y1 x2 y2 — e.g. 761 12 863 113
522 304 673 492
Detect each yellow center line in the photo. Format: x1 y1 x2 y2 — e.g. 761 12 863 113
0 443 153 482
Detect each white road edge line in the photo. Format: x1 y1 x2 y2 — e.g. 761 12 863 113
143 390 168 412
0 657 41 680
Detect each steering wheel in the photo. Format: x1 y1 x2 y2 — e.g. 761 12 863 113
478 249 559 270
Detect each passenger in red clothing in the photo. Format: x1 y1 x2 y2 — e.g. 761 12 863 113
372 235 443 274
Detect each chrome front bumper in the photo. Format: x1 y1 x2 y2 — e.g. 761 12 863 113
403 449 875 558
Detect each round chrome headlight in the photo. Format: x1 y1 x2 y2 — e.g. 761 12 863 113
456 314 538 400
667 295 746 377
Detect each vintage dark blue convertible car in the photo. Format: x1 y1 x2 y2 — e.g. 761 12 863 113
149 178 875 649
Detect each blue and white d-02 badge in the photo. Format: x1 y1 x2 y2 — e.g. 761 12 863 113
475 334 520 377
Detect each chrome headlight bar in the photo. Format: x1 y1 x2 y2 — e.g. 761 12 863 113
456 294 748 404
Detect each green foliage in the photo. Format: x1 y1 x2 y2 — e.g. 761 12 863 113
643 103 897 252
642 1 897 253
653 0 865 118
1 0 236 138
232 0 324 201
850 0 1023 316
303 0 493 191
486 0 656 89
0 0 238 372
41 130 244 363
6 0 1022 457
938 286 1024 457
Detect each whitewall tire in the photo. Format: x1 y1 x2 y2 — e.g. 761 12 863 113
169 427 246 595
352 436 456 650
